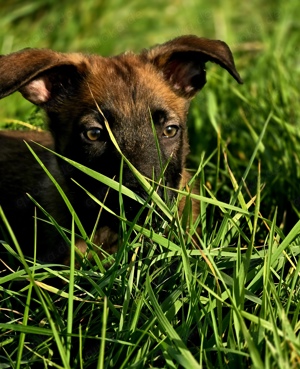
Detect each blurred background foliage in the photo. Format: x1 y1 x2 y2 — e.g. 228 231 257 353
0 0 300 229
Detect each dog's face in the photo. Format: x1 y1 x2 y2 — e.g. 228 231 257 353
44 54 192 194
0 36 242 198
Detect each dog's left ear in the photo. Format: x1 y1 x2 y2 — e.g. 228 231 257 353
0 48 88 106
143 35 243 98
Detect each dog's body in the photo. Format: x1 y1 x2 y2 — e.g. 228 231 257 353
0 35 242 264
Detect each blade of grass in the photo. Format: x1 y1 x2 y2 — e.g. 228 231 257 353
97 296 109 369
66 217 75 364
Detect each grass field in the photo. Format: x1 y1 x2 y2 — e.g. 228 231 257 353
1 0 300 368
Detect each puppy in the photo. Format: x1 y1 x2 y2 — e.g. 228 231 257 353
0 35 243 264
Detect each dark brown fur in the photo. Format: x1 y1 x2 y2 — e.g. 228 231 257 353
0 35 242 264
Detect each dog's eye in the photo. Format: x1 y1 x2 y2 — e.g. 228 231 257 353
85 128 102 141
163 125 179 138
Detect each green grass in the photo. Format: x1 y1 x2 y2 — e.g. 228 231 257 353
1 0 300 368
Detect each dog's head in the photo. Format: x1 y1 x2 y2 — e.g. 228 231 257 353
0 35 242 197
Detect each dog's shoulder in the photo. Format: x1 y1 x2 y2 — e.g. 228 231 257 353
0 130 53 150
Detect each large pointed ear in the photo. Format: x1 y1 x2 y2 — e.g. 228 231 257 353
0 48 88 105
143 35 243 98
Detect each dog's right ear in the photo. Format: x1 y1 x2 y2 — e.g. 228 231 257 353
143 35 243 99
0 48 88 105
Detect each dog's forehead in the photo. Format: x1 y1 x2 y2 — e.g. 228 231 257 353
84 53 188 120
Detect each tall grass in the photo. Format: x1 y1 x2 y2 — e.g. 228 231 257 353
1 0 300 368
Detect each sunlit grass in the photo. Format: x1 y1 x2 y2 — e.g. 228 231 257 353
1 0 300 368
